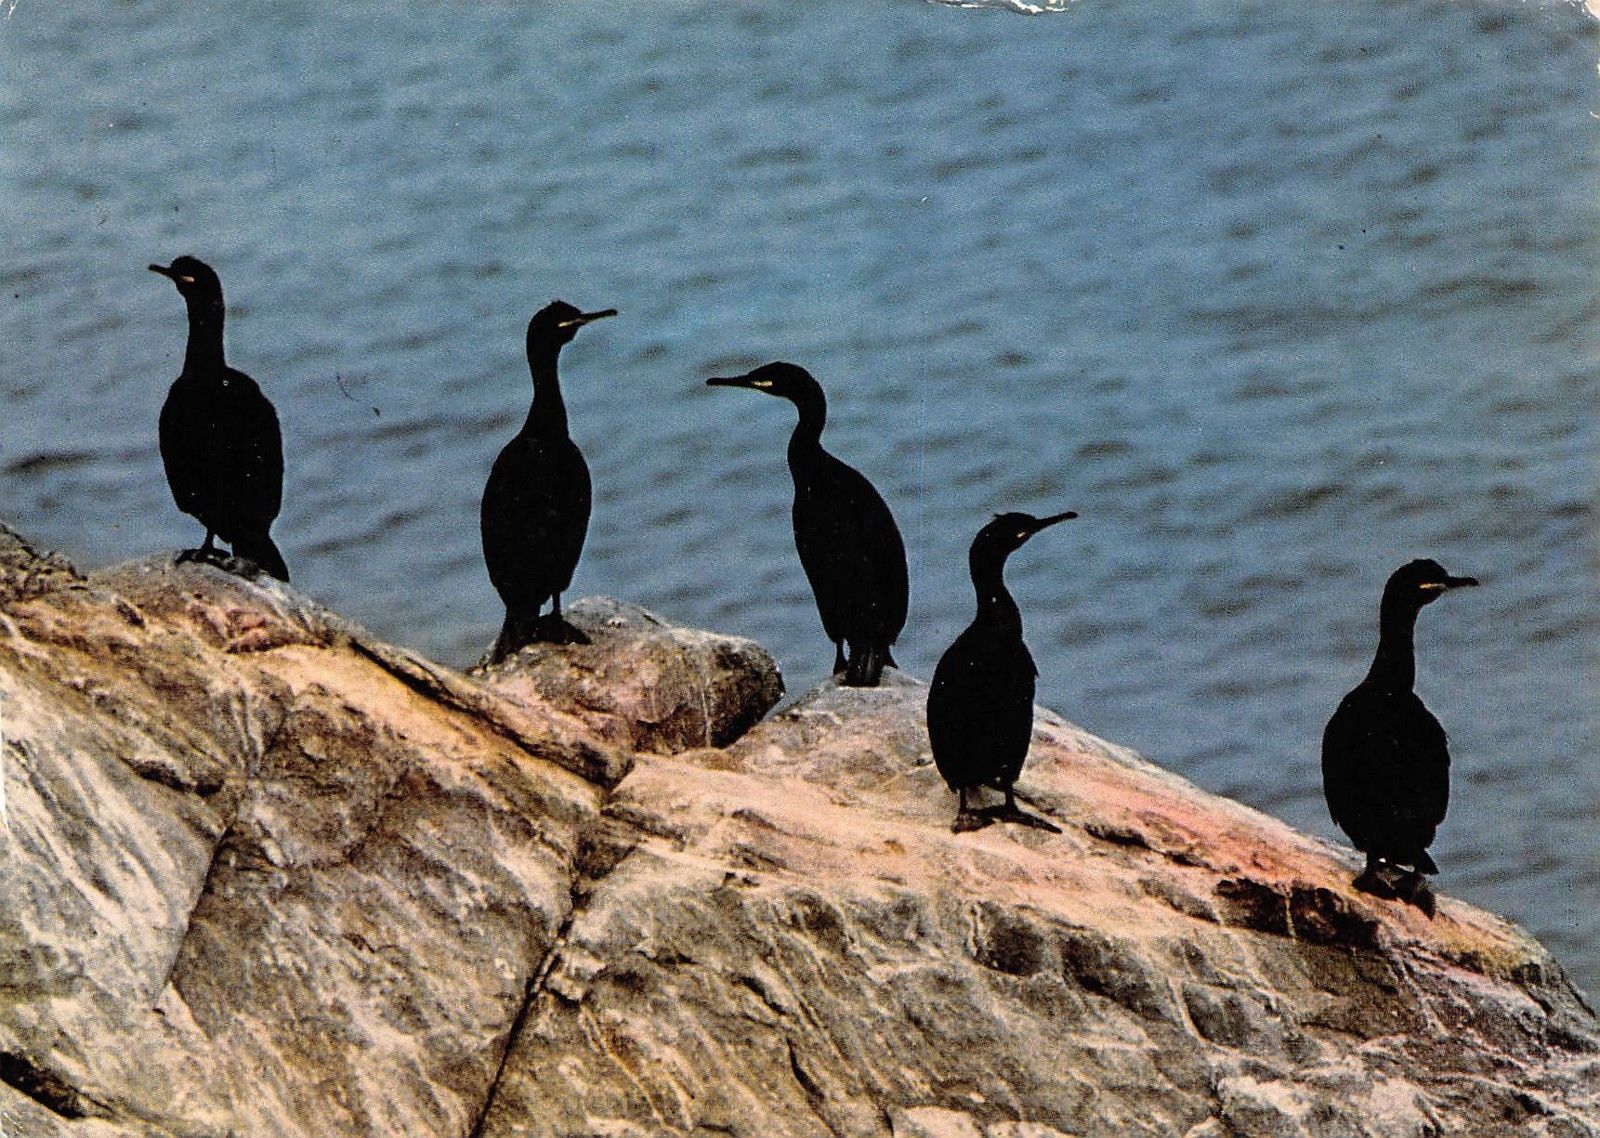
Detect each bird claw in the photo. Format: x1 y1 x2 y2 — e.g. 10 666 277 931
176 546 277 583
1353 863 1436 916
951 809 996 834
175 546 230 569
1352 865 1402 900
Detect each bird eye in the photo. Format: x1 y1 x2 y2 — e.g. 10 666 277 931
177 275 196 284
754 380 772 389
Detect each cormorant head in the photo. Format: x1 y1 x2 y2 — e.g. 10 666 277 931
706 361 820 404
1384 558 1479 609
149 255 223 304
972 510 1078 564
528 300 618 350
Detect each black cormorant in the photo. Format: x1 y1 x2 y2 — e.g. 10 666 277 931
149 256 289 581
707 362 908 686
1321 558 1478 915
481 300 615 663
927 510 1076 833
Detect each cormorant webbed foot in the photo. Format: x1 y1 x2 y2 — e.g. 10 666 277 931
987 789 1063 833
175 529 223 567
951 788 995 833
1352 858 1402 900
951 809 996 834
985 805 1063 833
175 544 232 571
950 790 1062 835
227 553 284 582
177 546 279 583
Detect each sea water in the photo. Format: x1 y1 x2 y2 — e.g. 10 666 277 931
3 1 1596 991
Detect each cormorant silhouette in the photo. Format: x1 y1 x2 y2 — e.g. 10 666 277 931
481 300 615 663
707 362 908 686
1322 558 1478 916
927 510 1075 833
149 256 289 581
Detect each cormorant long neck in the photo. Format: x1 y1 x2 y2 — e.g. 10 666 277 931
523 336 570 438
182 296 226 374
970 547 1023 633
1366 594 1420 690
783 381 828 462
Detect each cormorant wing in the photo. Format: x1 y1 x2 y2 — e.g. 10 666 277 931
158 368 283 533
928 622 1036 792
481 435 592 604
791 449 908 644
1322 684 1450 855
219 367 285 527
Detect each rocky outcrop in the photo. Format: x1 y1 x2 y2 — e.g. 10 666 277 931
471 597 783 759
479 673 1600 1138
0 523 1595 1137
0 536 628 1137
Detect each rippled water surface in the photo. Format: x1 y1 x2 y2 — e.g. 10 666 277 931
4 3 1597 990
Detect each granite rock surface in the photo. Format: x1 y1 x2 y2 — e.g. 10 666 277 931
0 524 1594 1138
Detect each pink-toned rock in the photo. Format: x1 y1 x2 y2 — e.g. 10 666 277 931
0 525 1595 1138
473 596 783 763
479 674 1600 1138
0 545 616 1137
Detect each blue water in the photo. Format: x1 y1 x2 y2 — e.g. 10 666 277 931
3 2 1596 992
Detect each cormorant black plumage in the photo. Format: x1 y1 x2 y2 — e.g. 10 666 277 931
707 362 908 686
481 300 615 663
1321 558 1478 915
149 256 289 581
927 510 1075 833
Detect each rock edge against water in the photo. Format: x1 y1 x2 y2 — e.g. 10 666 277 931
0 522 1595 1138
